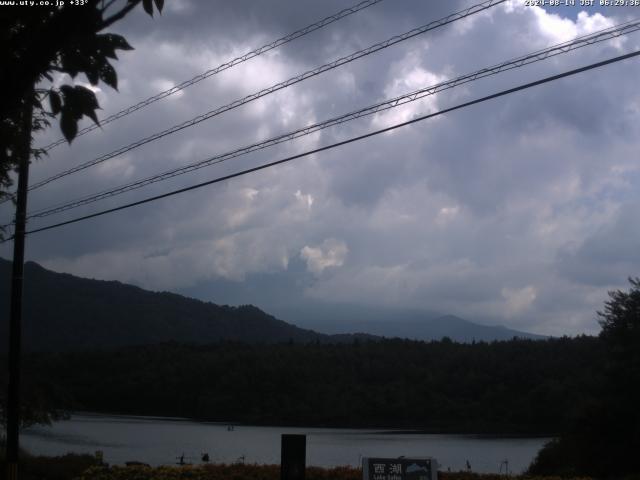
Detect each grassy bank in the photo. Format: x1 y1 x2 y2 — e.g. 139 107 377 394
0 443 596 480
73 464 594 480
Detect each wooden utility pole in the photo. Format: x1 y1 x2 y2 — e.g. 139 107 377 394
5 92 33 480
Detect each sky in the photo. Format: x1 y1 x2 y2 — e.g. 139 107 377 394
2 0 640 336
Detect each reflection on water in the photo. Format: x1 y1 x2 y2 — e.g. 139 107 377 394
22 413 550 473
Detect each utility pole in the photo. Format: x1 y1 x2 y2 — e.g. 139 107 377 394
5 91 33 480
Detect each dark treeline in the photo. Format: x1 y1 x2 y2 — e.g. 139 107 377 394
15 336 603 434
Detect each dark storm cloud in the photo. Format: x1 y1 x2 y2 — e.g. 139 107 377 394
2 1 640 335
557 202 640 287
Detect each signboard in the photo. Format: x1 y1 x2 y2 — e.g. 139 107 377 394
362 457 437 480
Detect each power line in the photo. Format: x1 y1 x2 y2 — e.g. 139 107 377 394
23 18 640 221
24 0 506 194
38 0 385 152
11 49 638 240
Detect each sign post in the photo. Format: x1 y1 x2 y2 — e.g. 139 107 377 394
281 434 306 480
363 457 438 480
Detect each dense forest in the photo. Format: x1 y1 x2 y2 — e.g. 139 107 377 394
7 336 602 435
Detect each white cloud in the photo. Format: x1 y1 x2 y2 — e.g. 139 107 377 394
150 78 185 99
300 239 348 275
502 286 537 318
436 205 460 225
372 49 445 130
294 189 314 209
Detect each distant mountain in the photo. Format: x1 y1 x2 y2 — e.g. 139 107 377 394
271 303 546 342
0 259 358 351
0 258 543 351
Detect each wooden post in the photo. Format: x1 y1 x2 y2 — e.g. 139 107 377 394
281 434 306 480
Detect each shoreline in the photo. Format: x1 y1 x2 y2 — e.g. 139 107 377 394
69 410 558 437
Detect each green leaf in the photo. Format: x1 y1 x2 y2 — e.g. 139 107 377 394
85 65 100 85
59 85 74 97
59 52 80 78
59 85 101 132
104 33 133 52
76 86 100 111
153 0 164 13
78 90 101 126
142 0 153 16
96 34 118 59
60 111 77 143
85 108 100 126
49 90 62 115
100 63 118 90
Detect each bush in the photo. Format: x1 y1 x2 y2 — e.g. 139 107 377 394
0 450 99 480
527 438 582 477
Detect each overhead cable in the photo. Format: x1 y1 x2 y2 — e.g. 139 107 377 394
9 49 637 240
24 19 640 220
25 0 506 194
38 0 386 152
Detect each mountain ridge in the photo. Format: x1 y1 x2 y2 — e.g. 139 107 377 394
0 258 543 351
0 259 335 351
271 304 545 342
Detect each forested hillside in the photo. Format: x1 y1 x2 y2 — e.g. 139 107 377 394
0 259 333 350
0 259 541 348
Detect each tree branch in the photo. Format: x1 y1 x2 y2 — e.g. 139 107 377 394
99 0 120 15
100 1 139 30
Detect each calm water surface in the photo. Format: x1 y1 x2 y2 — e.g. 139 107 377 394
22 413 550 474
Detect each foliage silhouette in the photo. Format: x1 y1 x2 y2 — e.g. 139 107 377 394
0 0 164 423
528 278 640 477
0 0 164 206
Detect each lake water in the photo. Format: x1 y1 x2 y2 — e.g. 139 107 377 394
22 413 551 474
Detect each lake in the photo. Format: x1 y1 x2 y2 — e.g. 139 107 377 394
22 413 551 474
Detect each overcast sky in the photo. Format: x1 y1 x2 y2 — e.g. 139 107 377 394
2 0 640 336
